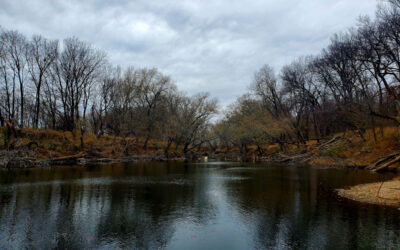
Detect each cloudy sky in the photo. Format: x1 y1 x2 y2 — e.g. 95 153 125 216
0 0 378 106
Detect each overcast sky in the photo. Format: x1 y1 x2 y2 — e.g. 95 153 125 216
0 0 378 107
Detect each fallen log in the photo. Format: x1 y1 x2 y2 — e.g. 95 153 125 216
367 151 400 171
50 153 85 161
269 137 347 164
372 155 400 172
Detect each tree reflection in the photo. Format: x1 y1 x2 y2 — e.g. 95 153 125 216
224 165 400 249
0 162 217 249
0 163 400 249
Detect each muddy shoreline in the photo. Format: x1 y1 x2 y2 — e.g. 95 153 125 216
0 150 188 169
0 149 385 170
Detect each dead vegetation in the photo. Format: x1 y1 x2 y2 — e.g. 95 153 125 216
0 127 195 165
212 126 400 172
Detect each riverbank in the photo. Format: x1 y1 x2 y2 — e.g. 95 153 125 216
0 127 199 169
3 127 400 209
0 150 186 169
213 127 400 172
2 127 400 172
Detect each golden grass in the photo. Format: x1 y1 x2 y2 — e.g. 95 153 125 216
334 126 400 166
0 127 191 159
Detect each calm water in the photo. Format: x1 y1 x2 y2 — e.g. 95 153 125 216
0 162 399 249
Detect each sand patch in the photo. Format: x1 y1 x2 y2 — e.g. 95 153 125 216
338 180 400 207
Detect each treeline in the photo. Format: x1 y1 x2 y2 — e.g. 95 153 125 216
3 0 400 158
0 29 217 154
213 0 400 155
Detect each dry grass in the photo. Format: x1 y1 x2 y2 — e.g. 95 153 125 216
332 126 400 166
0 127 190 159
308 156 358 168
266 144 280 154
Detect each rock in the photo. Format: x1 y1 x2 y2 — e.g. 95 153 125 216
77 158 88 165
4 157 36 168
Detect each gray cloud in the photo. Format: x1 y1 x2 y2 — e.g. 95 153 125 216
0 0 378 106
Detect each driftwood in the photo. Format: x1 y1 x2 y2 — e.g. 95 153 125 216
275 153 312 163
279 137 347 162
50 153 86 161
367 152 400 172
261 136 357 168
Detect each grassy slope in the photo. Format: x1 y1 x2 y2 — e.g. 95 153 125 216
319 126 400 167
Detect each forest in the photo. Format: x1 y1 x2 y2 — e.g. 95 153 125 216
214 0 400 160
1 0 400 163
0 29 218 157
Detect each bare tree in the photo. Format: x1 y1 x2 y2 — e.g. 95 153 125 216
177 93 218 154
52 37 106 132
91 65 121 137
281 57 321 142
26 35 58 128
251 65 283 118
135 68 175 150
0 30 27 127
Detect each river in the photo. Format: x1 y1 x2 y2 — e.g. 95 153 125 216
0 162 399 249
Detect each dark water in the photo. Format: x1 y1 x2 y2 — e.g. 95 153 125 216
0 162 399 249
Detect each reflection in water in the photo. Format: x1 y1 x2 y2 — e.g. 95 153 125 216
0 162 399 249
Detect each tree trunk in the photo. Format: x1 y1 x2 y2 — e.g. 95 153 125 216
20 83 24 128
143 134 150 150
371 115 377 142
34 83 41 128
0 109 4 126
164 138 173 158
80 130 84 150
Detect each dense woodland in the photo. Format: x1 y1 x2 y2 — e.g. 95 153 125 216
1 0 400 158
214 0 400 156
0 28 218 155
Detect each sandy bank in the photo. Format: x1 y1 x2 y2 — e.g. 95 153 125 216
338 180 400 208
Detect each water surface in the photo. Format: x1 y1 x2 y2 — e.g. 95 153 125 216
0 162 399 249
